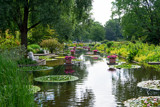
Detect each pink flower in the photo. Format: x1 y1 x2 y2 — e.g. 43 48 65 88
64 56 75 60
107 55 117 58
144 101 148 103
147 104 150 107
154 99 157 101
71 50 75 52
93 50 98 52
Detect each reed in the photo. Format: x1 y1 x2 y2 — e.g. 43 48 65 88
0 47 35 107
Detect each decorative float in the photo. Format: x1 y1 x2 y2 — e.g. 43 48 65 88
64 56 75 64
107 55 118 65
70 50 75 55
124 96 160 107
34 75 79 82
88 47 90 51
137 80 160 91
93 50 98 55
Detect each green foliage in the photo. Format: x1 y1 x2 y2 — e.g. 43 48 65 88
0 48 35 107
34 75 79 82
104 19 123 41
40 38 64 53
18 66 52 72
0 36 20 49
17 57 37 65
90 22 105 42
101 40 109 44
99 41 160 63
0 0 93 48
112 0 160 44
106 41 113 48
27 44 41 53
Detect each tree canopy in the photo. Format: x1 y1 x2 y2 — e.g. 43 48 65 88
0 0 92 48
112 0 160 44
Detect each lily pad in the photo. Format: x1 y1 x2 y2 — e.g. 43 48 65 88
72 59 83 61
124 96 160 107
114 64 141 69
55 56 65 59
137 80 160 91
34 75 79 83
18 66 53 71
46 59 57 61
29 85 41 93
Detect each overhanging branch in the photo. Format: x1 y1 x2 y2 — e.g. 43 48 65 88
27 21 41 31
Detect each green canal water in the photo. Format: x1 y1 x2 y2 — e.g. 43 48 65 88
32 50 160 107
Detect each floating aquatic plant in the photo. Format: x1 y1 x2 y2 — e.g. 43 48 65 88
18 66 53 71
124 96 160 107
114 64 141 69
137 80 160 91
34 75 79 82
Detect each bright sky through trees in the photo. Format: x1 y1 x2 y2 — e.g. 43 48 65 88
92 0 114 25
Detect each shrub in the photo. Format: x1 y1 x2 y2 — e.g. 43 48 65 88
101 40 109 44
106 41 113 48
40 38 63 53
0 36 20 50
27 44 41 53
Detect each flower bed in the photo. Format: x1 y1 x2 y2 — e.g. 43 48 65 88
137 80 160 91
34 75 79 82
124 96 160 107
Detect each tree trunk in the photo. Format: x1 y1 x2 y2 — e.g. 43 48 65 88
20 29 28 49
20 0 29 50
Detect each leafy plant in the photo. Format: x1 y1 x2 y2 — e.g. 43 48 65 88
40 38 63 53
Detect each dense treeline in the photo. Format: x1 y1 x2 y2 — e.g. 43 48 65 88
112 0 160 44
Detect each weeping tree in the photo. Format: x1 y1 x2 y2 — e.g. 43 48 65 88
0 0 92 48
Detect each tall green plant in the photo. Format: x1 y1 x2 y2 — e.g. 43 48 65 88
0 48 35 107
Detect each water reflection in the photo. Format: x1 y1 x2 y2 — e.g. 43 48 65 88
32 50 160 107
112 67 160 106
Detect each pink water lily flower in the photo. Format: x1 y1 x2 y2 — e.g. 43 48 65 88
70 50 75 52
64 56 75 60
93 50 98 52
107 55 117 58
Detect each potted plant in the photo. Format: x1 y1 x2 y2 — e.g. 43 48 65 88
73 46 76 50
64 56 75 64
107 55 117 64
70 50 75 55
88 47 90 51
93 50 98 55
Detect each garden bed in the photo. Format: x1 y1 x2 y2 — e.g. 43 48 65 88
34 75 79 82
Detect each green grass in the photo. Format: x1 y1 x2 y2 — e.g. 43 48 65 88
0 48 36 107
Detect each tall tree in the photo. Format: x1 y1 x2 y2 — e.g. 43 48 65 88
89 22 105 43
112 0 160 44
104 19 123 41
0 0 92 48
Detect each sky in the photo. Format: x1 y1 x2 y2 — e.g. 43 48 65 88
91 0 115 25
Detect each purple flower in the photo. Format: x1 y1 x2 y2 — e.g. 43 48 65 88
93 50 98 52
